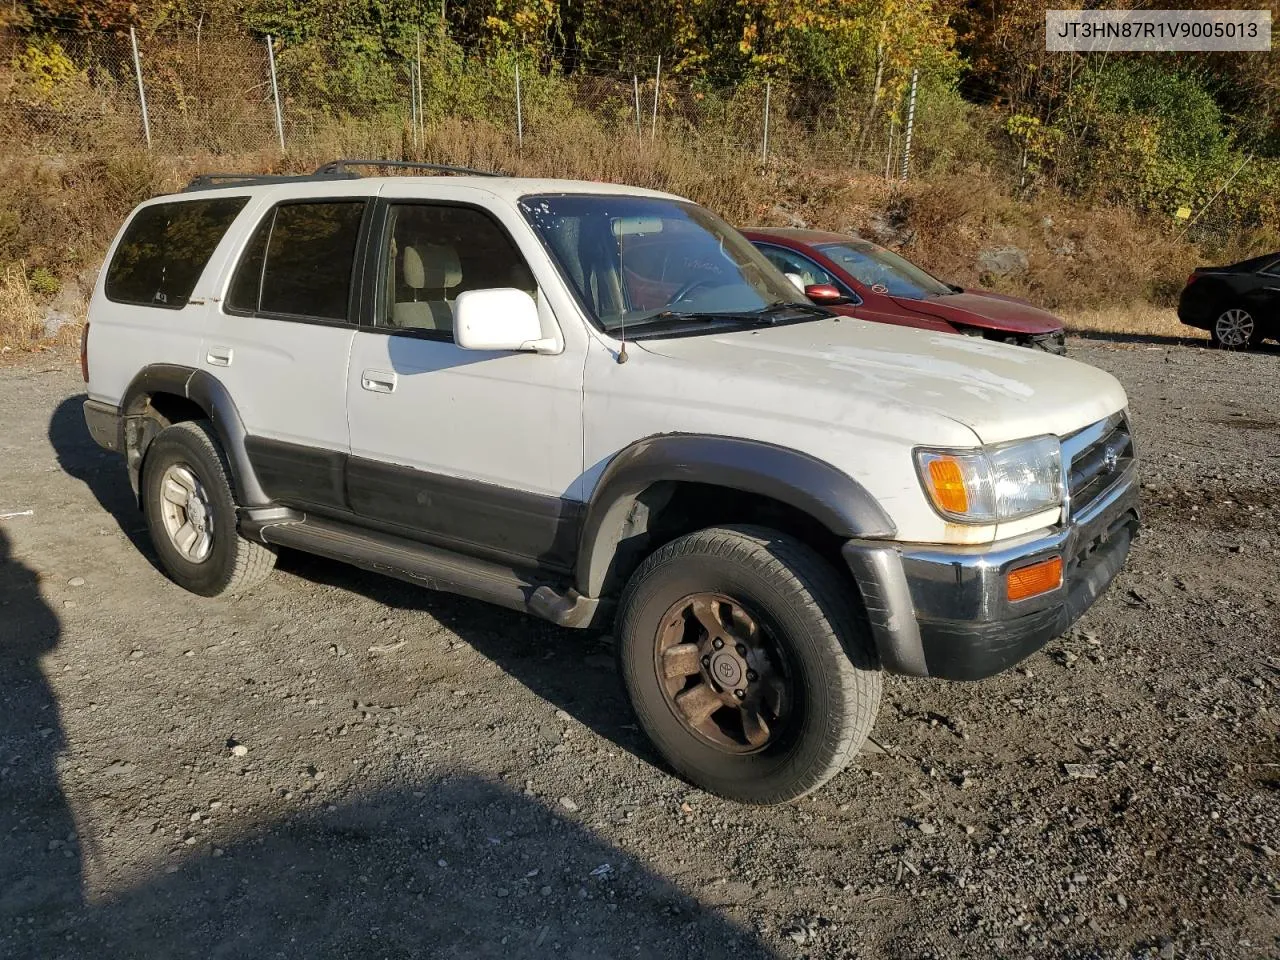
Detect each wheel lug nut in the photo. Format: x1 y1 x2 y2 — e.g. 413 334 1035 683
735 643 748 657
701 656 711 667
734 689 745 700
712 638 724 650
746 669 758 682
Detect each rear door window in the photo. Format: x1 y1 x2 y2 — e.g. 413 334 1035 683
105 196 248 309
227 200 366 321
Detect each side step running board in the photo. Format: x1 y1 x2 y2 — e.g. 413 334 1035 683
252 515 604 629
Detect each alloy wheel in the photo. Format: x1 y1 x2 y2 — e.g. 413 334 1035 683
158 463 214 563
653 592 793 754
1214 308 1255 348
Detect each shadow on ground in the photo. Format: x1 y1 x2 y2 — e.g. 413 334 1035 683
5 426 776 958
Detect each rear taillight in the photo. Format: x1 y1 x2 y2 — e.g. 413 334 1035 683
80 322 90 383
1186 272 1198 286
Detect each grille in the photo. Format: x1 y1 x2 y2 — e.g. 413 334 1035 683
1065 414 1134 518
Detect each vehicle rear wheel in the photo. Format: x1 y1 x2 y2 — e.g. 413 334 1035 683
1210 308 1259 350
616 525 881 804
141 420 276 597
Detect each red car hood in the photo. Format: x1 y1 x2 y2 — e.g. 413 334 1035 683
892 291 1064 336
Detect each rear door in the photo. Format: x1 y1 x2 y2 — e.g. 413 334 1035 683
201 196 370 513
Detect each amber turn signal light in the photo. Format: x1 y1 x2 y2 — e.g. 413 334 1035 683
1006 556 1063 602
925 456 969 515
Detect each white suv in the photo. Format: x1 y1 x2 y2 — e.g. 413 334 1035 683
82 160 1139 804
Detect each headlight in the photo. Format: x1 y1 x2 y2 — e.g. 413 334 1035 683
915 436 1063 523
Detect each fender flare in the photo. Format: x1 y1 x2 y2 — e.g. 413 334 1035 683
574 434 895 597
120 364 270 506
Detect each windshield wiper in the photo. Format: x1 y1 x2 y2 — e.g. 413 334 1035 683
742 301 833 323
610 302 832 337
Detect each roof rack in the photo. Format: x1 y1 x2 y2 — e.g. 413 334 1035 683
183 171 361 192
182 159 502 193
313 159 504 177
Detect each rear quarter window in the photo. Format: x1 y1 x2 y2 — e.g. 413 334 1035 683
105 196 249 309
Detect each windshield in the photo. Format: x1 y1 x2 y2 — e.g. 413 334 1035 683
519 194 805 333
816 241 953 299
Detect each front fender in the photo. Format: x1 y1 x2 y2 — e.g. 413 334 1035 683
575 433 895 597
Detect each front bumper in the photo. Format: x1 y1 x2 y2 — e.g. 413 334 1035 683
843 472 1139 680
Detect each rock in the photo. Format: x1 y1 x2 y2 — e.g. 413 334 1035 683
558 796 579 813
229 741 248 758
917 821 938 835
864 214 916 248
41 309 73 340
1063 762 1099 779
367 639 406 655
768 203 808 230
554 709 572 722
977 246 1029 279
68 577 85 587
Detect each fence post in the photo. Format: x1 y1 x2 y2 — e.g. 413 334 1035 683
514 62 524 149
761 81 771 164
266 35 285 152
651 55 661 140
129 27 152 149
409 63 420 152
416 29 425 146
633 75 641 138
900 69 918 180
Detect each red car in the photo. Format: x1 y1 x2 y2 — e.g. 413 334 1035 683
744 228 1067 354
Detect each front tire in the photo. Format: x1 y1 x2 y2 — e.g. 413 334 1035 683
616 525 881 804
1210 307 1259 350
141 420 276 597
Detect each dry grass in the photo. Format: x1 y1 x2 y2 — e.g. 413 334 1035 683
1062 303 1208 342
0 265 44 350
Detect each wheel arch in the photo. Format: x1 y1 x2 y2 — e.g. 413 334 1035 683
574 434 895 599
120 364 270 506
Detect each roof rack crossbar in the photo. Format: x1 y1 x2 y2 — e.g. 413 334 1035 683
313 159 503 178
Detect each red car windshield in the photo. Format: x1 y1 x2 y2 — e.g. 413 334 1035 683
817 241 953 300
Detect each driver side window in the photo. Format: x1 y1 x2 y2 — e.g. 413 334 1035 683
381 203 537 339
760 246 835 288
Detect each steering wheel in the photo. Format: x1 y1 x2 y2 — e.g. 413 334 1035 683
670 277 717 304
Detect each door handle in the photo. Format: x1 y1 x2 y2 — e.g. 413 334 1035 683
361 369 397 394
206 347 233 367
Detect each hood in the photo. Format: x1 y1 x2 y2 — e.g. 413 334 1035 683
893 291 1064 336
636 317 1125 445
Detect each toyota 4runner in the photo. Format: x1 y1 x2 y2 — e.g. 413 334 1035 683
81 160 1140 804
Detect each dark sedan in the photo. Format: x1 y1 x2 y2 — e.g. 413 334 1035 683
1178 252 1280 349
744 228 1067 353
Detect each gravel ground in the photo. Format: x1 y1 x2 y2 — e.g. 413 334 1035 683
0 339 1277 959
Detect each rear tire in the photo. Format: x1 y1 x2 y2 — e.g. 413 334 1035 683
616 525 881 804
1209 307 1259 350
141 420 276 597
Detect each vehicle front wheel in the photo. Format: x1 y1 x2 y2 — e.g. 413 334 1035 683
616 525 881 804
141 420 276 597
1210 307 1259 350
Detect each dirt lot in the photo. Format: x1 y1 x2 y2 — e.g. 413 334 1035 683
1 338 1277 959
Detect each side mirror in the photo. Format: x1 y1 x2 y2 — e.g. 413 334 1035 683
784 272 807 293
454 288 556 353
804 283 850 305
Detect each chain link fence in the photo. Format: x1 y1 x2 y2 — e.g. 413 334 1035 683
1 25 934 179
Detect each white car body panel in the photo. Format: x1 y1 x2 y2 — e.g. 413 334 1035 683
86 174 1130 550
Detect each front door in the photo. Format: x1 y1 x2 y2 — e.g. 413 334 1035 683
344 199 585 572
201 197 369 512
